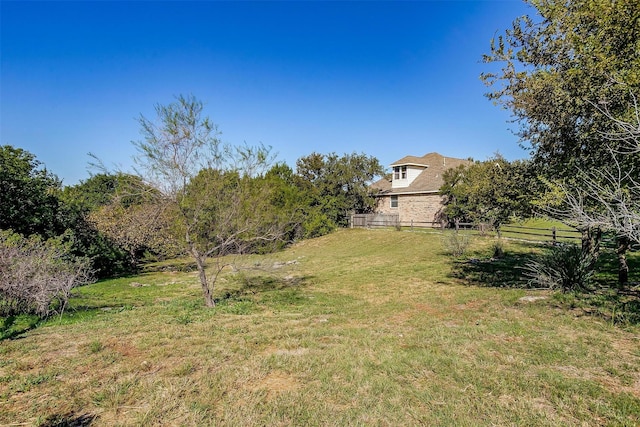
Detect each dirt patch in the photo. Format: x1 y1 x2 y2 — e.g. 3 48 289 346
129 282 149 287
105 338 142 358
248 371 300 399
413 303 446 317
454 299 488 311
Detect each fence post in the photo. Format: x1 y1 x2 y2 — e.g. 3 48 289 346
411 220 413 231
552 227 557 245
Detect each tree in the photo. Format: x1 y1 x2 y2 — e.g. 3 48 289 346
295 152 384 228
131 95 287 307
482 0 640 176
0 145 62 239
484 0 640 287
88 201 178 268
544 110 640 286
59 173 150 277
439 156 536 230
0 230 92 318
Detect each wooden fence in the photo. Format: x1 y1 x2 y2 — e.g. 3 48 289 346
497 224 582 244
350 213 399 228
349 216 638 250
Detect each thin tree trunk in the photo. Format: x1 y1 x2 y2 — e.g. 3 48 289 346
193 253 215 307
186 229 216 308
617 235 630 289
581 226 601 270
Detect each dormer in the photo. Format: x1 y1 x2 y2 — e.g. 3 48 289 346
390 156 430 189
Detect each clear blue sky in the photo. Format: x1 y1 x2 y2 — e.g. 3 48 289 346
2 0 533 186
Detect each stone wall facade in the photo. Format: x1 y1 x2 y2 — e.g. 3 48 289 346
375 193 445 227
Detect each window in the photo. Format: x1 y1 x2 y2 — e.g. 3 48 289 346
390 195 398 208
393 166 407 180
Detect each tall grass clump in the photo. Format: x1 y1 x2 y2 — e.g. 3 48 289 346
441 231 470 257
491 238 505 258
523 243 595 292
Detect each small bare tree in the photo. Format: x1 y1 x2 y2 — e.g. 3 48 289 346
547 96 640 286
0 230 92 318
131 95 287 307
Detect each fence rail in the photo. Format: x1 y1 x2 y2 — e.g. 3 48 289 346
498 224 582 243
349 214 637 250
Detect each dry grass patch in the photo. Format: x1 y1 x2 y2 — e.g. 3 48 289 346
1 229 639 426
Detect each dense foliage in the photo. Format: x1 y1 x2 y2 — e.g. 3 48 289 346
482 0 640 176
484 0 640 288
0 145 62 239
295 152 384 229
439 156 537 230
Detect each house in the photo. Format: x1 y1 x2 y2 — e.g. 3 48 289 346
371 152 471 226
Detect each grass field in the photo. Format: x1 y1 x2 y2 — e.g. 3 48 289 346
1 229 639 426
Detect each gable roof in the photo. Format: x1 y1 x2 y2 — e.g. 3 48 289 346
372 152 471 195
390 155 430 167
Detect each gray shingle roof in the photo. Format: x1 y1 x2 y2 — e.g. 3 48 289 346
372 152 471 194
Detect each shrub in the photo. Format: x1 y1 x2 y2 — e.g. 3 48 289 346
523 243 595 292
491 239 505 258
441 231 470 257
0 230 93 318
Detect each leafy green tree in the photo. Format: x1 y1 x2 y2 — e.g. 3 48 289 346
295 152 384 228
58 173 157 277
88 201 178 268
131 94 288 307
440 156 536 230
482 0 640 176
0 145 62 238
483 0 640 286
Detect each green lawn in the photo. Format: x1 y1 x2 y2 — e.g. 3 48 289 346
1 229 639 426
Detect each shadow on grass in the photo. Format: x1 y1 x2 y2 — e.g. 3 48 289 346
449 251 540 288
38 412 95 427
214 274 314 306
593 249 640 286
449 244 640 325
552 289 640 325
0 314 41 341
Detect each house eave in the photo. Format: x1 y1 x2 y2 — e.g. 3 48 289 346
375 190 441 196
389 162 429 168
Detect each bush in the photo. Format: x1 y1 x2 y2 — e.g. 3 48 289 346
0 230 93 318
441 231 470 257
523 243 595 292
491 239 505 258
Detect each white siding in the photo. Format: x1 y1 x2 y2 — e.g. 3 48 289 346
391 165 426 188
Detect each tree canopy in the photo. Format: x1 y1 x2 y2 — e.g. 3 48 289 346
484 0 640 286
0 145 62 238
295 152 384 228
482 0 640 175
439 156 536 229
